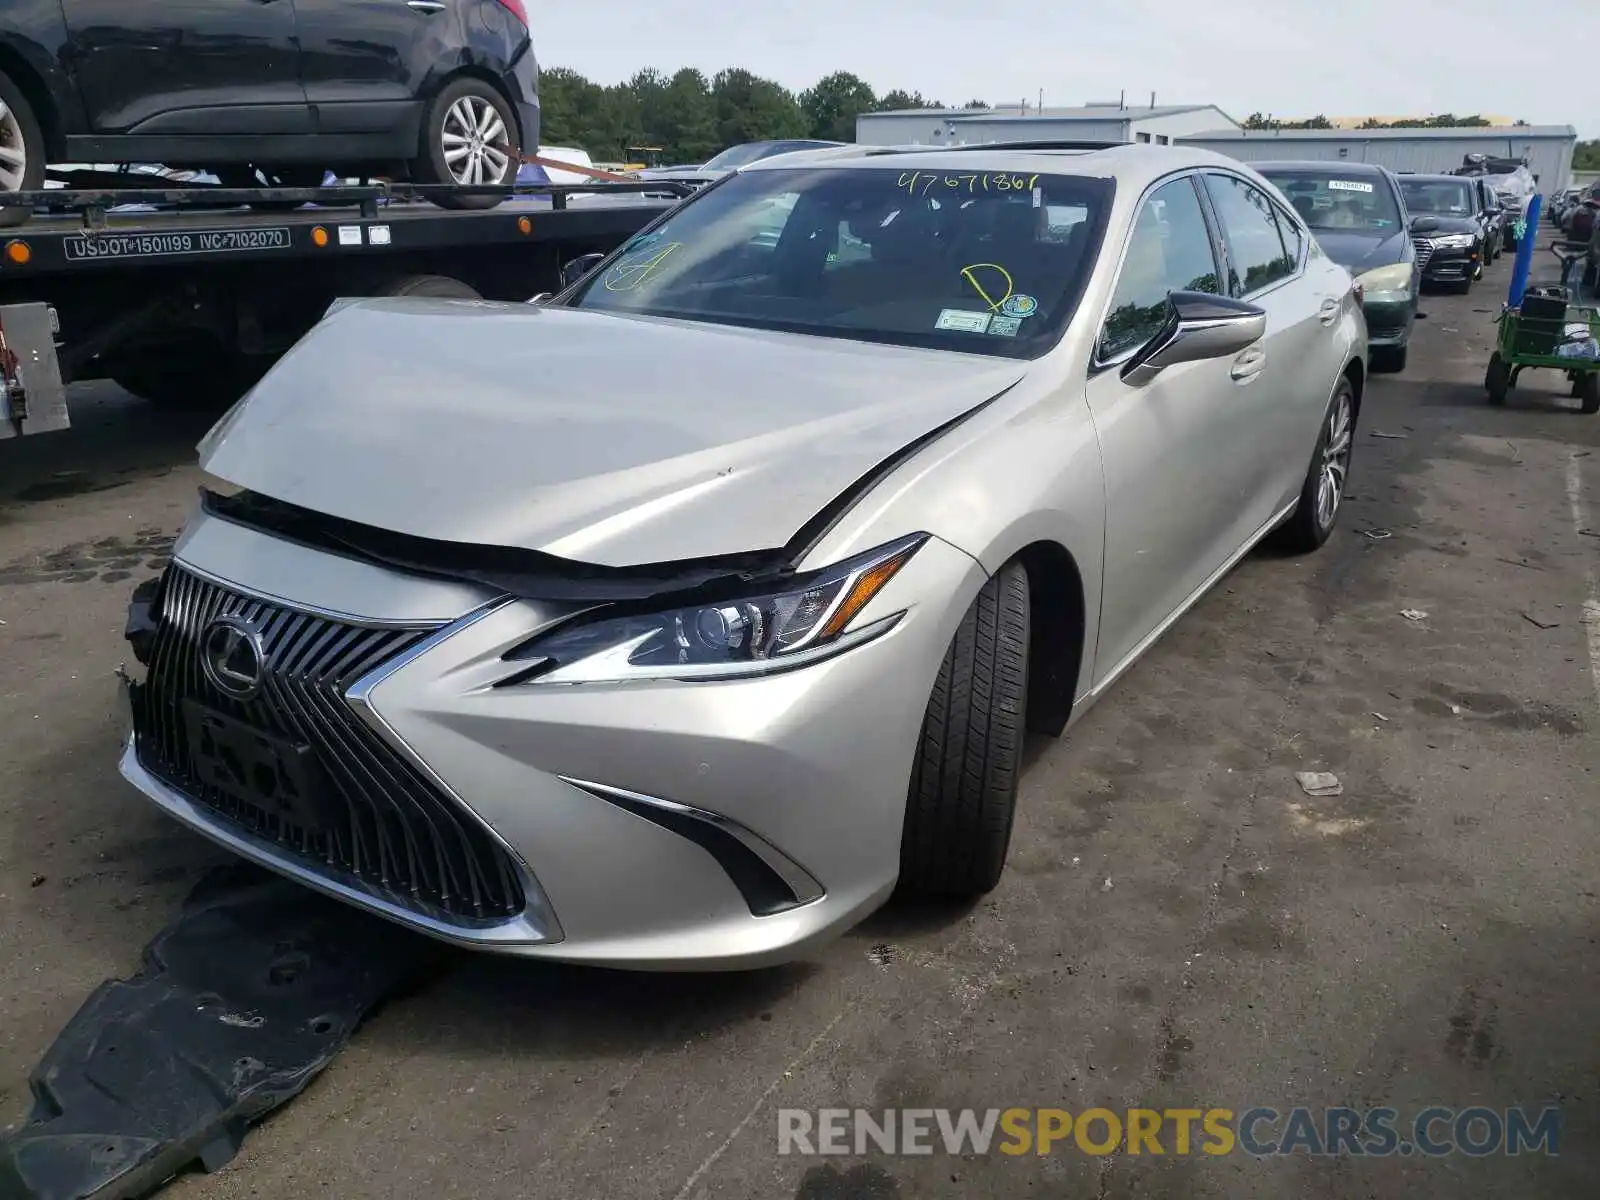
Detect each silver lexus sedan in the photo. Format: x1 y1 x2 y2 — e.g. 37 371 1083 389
120 144 1366 969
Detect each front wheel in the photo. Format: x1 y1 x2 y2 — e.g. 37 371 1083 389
900 561 1030 897
412 78 520 210
1268 376 1356 554
0 68 46 228
1485 352 1509 406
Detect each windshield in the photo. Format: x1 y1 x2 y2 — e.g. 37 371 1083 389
701 143 775 171
1258 170 1401 234
1401 179 1474 216
565 166 1113 359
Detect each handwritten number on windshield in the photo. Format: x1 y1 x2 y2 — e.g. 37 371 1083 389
898 171 1039 197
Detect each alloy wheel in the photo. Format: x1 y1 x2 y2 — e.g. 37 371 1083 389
0 98 26 193
1316 391 1353 530
440 96 511 186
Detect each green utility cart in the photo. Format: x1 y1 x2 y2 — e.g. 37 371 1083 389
1484 241 1600 412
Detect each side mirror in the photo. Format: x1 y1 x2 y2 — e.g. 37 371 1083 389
559 252 607 291
1121 291 1267 385
1410 215 1440 234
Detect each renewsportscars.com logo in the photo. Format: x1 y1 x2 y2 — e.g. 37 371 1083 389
777 1106 1561 1158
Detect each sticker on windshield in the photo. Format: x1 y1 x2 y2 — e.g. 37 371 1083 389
935 309 993 334
988 315 1023 337
1000 293 1038 319
1328 180 1375 193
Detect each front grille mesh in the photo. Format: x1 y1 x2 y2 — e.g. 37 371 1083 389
1412 238 1435 271
133 565 526 923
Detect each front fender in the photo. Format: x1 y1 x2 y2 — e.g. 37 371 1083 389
804 376 1106 704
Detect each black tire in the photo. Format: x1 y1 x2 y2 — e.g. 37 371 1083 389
215 164 327 211
412 78 520 210
1485 352 1509 406
0 68 47 228
376 274 482 299
1371 344 1408 374
113 352 269 411
1268 375 1357 555
900 561 1031 896
1579 372 1600 416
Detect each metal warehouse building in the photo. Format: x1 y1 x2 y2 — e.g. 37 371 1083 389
1176 126 1578 189
856 103 1240 148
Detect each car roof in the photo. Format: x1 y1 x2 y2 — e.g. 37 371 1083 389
1250 159 1389 175
742 141 1260 189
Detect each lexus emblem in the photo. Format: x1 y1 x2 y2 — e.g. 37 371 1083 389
200 615 266 701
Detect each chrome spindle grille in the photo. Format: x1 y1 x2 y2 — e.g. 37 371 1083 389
132 565 525 923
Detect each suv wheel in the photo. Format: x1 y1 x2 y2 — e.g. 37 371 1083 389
0 69 46 228
413 78 520 209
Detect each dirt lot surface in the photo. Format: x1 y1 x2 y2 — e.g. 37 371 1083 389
2 256 1597 1198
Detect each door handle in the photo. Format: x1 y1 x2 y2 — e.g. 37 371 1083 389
1229 346 1266 384
1317 297 1341 326
407 0 447 10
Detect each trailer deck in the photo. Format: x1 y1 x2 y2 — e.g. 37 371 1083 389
1 180 686 439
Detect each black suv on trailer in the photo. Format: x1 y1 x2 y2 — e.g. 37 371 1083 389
1399 174 1490 294
1255 159 1419 372
0 0 540 224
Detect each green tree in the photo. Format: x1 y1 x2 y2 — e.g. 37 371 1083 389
710 68 808 146
655 68 719 163
1574 140 1600 171
800 71 878 142
877 90 942 111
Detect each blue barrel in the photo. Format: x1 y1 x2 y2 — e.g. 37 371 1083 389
1507 193 1544 308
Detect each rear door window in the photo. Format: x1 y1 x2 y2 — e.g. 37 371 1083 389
1202 174 1298 297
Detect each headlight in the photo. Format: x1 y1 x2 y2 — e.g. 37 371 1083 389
504 534 927 684
1355 263 1413 296
1433 233 1476 249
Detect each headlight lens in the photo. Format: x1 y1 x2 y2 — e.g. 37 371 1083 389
1434 233 1476 249
504 534 927 684
1355 263 1413 296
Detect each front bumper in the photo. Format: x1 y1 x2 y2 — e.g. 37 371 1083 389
119 509 983 969
1419 246 1478 285
1361 295 1416 348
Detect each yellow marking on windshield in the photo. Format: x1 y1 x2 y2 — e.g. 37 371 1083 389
602 242 683 291
961 262 1015 312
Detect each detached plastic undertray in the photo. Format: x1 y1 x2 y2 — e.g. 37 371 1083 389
0 864 438 1200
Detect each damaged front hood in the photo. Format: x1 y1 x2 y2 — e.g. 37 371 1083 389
200 300 1026 568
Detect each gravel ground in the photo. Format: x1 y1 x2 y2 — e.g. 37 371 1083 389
1 255 1597 1199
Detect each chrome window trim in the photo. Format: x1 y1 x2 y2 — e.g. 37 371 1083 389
1201 170 1308 303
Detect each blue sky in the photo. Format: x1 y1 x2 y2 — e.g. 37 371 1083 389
536 0 1589 135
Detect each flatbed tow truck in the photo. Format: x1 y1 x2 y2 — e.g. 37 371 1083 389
0 173 687 440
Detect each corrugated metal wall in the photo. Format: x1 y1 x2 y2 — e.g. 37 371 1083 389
941 118 1129 144
1179 134 1575 189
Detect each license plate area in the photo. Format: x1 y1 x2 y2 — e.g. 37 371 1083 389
182 700 330 833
